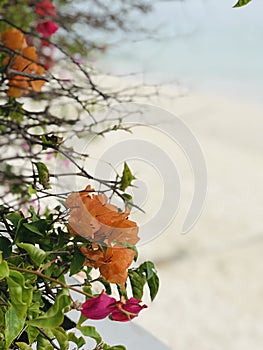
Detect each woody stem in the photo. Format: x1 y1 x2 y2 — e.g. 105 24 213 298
9 266 92 298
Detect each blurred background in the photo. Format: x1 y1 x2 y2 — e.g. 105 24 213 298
91 0 263 349
96 0 263 101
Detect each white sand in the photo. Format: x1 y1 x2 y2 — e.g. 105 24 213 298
125 88 263 350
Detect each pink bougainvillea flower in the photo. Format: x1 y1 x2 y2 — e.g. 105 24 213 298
81 293 147 322
111 297 148 322
36 0 56 18
36 21 58 38
81 292 116 320
63 158 71 168
46 150 55 160
22 142 30 151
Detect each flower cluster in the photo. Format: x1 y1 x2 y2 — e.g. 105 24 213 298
66 185 139 245
1 29 46 98
35 0 58 38
81 244 136 286
0 0 162 347
66 185 140 286
66 184 148 319
81 292 147 322
35 0 58 70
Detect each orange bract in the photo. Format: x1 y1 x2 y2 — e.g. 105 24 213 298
1 28 26 51
1 28 46 97
81 245 135 286
66 185 139 245
7 75 30 98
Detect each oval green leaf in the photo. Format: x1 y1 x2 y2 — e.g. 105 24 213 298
17 243 46 267
233 0 252 7
0 237 12 259
27 291 71 329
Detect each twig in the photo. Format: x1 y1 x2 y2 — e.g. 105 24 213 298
9 266 93 299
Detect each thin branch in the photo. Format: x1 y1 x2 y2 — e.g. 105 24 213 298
9 266 93 299
38 328 60 350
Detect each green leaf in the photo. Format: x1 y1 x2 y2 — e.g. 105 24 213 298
7 270 33 319
52 327 69 350
15 343 32 350
69 247 85 276
147 273 159 301
32 289 44 307
76 312 88 328
5 305 26 349
17 243 46 267
121 193 133 210
138 261 159 301
138 261 156 279
22 219 48 236
28 184 37 195
0 237 12 259
122 193 133 202
68 332 86 348
28 206 39 221
27 291 71 328
103 345 126 350
42 134 63 150
6 211 23 228
26 326 39 344
34 162 50 189
9 100 25 122
83 284 92 295
0 308 5 327
98 277 112 295
0 254 9 280
77 326 102 344
120 162 135 191
14 218 28 243
28 299 41 315
233 0 252 7
36 334 54 350
128 270 146 300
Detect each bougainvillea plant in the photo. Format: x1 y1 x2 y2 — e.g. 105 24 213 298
0 1 162 349
0 1 251 349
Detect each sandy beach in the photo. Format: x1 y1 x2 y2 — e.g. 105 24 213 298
125 87 263 350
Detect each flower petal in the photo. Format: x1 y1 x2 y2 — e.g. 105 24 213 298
36 1 56 18
1 28 26 51
110 298 147 322
81 292 116 320
66 185 139 245
36 21 58 38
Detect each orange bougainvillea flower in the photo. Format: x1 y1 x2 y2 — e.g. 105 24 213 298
81 244 136 286
7 75 30 98
1 28 46 98
66 185 139 245
1 28 27 51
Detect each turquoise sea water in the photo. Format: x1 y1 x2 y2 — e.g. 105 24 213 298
96 0 263 101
